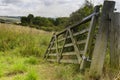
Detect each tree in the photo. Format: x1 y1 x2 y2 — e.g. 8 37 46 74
27 14 34 25
67 0 94 26
33 17 54 27
54 17 69 27
21 17 28 26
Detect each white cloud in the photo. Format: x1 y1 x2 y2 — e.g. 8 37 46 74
0 0 85 17
115 0 120 12
0 0 120 17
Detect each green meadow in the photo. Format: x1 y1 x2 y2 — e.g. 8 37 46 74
0 23 83 80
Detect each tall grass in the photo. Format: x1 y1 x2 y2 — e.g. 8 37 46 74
0 23 52 57
0 23 52 79
0 23 83 80
54 64 83 80
24 70 38 80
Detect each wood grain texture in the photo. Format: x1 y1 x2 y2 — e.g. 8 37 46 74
110 13 120 69
89 1 115 78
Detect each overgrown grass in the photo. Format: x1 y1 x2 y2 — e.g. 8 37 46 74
13 69 38 80
0 23 51 57
0 23 83 80
24 69 38 80
54 64 83 80
0 23 51 79
40 26 64 32
24 56 39 65
9 61 27 75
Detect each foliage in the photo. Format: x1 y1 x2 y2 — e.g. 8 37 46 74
20 1 94 32
27 14 34 25
33 17 54 27
21 17 28 26
66 0 94 26
21 14 69 31
54 17 69 27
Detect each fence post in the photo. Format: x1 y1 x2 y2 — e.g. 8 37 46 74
109 13 120 69
89 1 115 79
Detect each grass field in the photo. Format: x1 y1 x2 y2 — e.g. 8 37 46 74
0 23 83 80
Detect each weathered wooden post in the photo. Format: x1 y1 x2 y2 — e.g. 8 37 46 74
89 1 115 79
109 13 120 69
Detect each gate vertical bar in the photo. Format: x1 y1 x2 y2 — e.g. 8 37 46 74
80 6 100 71
55 34 59 63
58 31 69 63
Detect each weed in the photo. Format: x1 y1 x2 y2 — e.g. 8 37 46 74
9 61 27 75
0 68 4 78
13 75 24 80
55 64 80 80
24 70 38 80
24 56 39 65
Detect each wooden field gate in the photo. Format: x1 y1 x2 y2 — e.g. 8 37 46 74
44 5 100 69
44 1 120 79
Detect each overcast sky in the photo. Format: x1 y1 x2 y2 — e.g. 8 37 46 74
0 0 119 17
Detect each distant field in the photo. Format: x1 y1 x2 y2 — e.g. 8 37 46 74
0 16 21 23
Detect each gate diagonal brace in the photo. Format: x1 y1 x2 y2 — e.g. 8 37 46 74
67 28 82 64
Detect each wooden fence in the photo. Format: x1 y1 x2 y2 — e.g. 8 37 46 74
44 1 120 80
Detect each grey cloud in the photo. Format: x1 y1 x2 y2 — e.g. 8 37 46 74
2 0 21 4
43 0 72 6
0 4 7 6
57 0 72 4
0 0 85 17
43 0 53 6
0 0 120 17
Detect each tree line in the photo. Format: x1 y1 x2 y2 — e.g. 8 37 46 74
21 1 93 31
